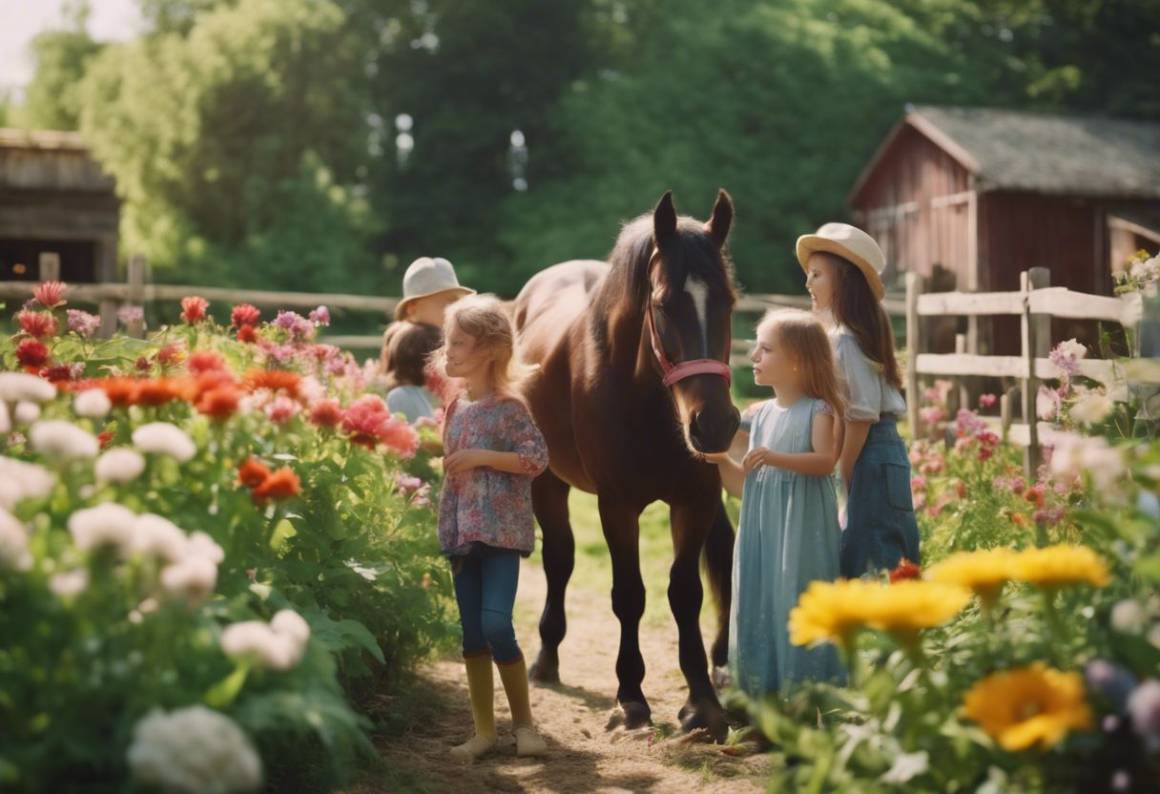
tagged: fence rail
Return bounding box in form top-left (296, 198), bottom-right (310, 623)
top-left (906, 266), bottom-right (1157, 474)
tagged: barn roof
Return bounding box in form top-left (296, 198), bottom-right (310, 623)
top-left (849, 105), bottom-right (1160, 203)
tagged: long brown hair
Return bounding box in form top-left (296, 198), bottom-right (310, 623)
top-left (439, 295), bottom-right (535, 402)
top-left (757, 309), bottom-right (845, 417)
top-left (822, 252), bottom-right (902, 388)
top-left (380, 321), bottom-right (443, 389)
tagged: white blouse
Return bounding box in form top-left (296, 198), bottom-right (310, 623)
top-left (830, 326), bottom-right (906, 423)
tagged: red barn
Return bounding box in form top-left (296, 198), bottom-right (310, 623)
top-left (848, 105), bottom-right (1160, 353)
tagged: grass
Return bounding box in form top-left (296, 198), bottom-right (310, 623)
top-left (523, 490), bottom-right (740, 630)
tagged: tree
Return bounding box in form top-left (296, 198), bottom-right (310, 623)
top-left (80, 0), bottom-right (379, 293)
top-left (21, 2), bottom-right (103, 131)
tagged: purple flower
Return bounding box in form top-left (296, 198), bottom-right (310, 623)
top-left (67, 309), bottom-right (101, 338)
top-left (1127, 679), bottom-right (1160, 751)
top-left (1049, 338), bottom-right (1086, 378)
top-left (954, 408), bottom-right (987, 438)
top-left (273, 310), bottom-right (315, 341)
top-left (259, 341), bottom-right (297, 365)
top-left (308, 305), bottom-right (330, 327)
top-left (1086, 660), bottom-right (1137, 711)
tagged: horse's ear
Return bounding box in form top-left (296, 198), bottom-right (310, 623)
top-left (653, 190), bottom-right (678, 249)
top-left (706, 188), bottom-right (733, 248)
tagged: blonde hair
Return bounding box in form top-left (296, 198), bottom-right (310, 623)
top-left (440, 295), bottom-right (534, 401)
top-left (756, 309), bottom-right (845, 417)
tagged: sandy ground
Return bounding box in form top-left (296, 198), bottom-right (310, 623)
top-left (358, 556), bottom-right (771, 794)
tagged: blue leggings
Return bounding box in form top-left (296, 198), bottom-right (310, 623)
top-left (452, 548), bottom-right (522, 663)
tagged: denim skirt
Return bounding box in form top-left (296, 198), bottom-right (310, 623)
top-left (840, 416), bottom-right (921, 578)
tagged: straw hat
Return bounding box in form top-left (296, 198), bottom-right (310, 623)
top-left (394, 257), bottom-right (475, 320)
top-left (795, 222), bottom-right (886, 301)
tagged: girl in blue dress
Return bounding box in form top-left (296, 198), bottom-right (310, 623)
top-left (706, 309), bottom-right (846, 696)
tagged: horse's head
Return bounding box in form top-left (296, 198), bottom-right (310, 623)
top-left (645, 189), bottom-right (740, 454)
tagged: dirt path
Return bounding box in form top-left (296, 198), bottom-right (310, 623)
top-left (363, 556), bottom-right (770, 793)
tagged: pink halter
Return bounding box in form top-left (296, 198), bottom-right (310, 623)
top-left (645, 250), bottom-right (733, 388)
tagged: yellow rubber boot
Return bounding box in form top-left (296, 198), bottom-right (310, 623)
top-left (497, 657), bottom-right (547, 757)
top-left (450, 653), bottom-right (497, 762)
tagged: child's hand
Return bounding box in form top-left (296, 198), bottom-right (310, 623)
top-left (742, 447), bottom-right (773, 473)
top-left (444, 448), bottom-right (493, 475)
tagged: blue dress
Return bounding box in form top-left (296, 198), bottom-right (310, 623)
top-left (730, 398), bottom-right (846, 696)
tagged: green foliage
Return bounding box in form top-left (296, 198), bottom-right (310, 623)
top-left (20, 27), bottom-right (103, 131)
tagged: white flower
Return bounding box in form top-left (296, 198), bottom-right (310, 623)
top-left (1111, 599), bottom-right (1147, 634)
top-left (68, 502), bottom-right (138, 554)
top-left (1070, 390), bottom-right (1115, 426)
top-left (160, 555), bottom-right (217, 603)
top-left (1055, 338), bottom-right (1087, 362)
top-left (0, 401), bottom-right (9, 434)
top-left (220, 609), bottom-right (310, 671)
top-left (0, 456), bottom-right (56, 509)
top-left (95, 447), bottom-right (146, 484)
top-left (13, 401), bottom-right (40, 425)
top-left (74, 388), bottom-right (112, 418)
top-left (0, 508), bottom-right (32, 571)
top-left (132, 514), bottom-right (189, 563)
top-left (50, 568), bottom-right (89, 598)
top-left (133, 422), bottom-right (197, 462)
top-left (1049, 433), bottom-right (1126, 492)
top-left (1036, 386), bottom-right (1060, 421)
top-left (186, 531), bottom-right (224, 564)
top-left (127, 706), bottom-right (262, 794)
top-left (0, 372), bottom-right (56, 403)
top-left (29, 420), bottom-right (100, 460)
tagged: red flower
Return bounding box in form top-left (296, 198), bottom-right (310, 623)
top-left (180, 296), bottom-right (209, 324)
top-left (237, 457), bottom-right (271, 489)
top-left (979, 393), bottom-right (998, 409)
top-left (340, 395), bottom-right (391, 448)
top-left (156, 343), bottom-right (185, 367)
top-left (135, 378), bottom-right (190, 406)
top-left (135, 356), bottom-right (152, 373)
top-left (17, 310), bottom-right (58, 338)
top-left (33, 281), bottom-right (67, 309)
top-left (237, 325), bottom-right (259, 344)
top-left (99, 377), bottom-right (141, 407)
top-left (188, 350), bottom-right (227, 375)
top-left (309, 399), bottom-right (343, 428)
top-left (97, 429), bottom-right (115, 449)
top-left (379, 414), bottom-right (420, 458)
top-left (16, 339), bottom-right (49, 369)
top-left (41, 364), bottom-right (79, 383)
top-left (243, 369), bottom-right (300, 397)
top-left (190, 370), bottom-right (236, 403)
top-left (251, 467), bottom-right (300, 503)
top-left (889, 558), bottom-right (922, 583)
top-left (1023, 484), bottom-right (1046, 508)
top-left (197, 386), bottom-right (241, 420)
top-left (230, 303), bottom-right (261, 328)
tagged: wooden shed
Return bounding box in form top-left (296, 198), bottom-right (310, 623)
top-left (0, 128), bottom-right (119, 286)
top-left (848, 105), bottom-right (1160, 354)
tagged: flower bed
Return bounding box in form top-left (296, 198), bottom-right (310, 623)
top-left (0, 284), bottom-right (453, 792)
top-left (746, 340), bottom-right (1160, 791)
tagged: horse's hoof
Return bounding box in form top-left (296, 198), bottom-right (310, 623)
top-left (529, 655), bottom-right (559, 685)
top-left (605, 700), bottom-right (652, 731)
top-left (679, 699), bottom-right (728, 743)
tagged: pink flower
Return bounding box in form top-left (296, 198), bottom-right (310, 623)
top-left (910, 475), bottom-right (926, 493)
top-left (308, 306), bottom-right (330, 326)
top-left (156, 343), bottom-right (184, 367)
top-left (230, 303), bottom-right (261, 328)
top-left (188, 351), bottom-right (227, 375)
top-left (264, 396), bottom-right (299, 425)
top-left (118, 306), bottom-right (145, 327)
top-left (339, 395), bottom-right (419, 456)
top-left (1034, 506), bottom-right (1066, 526)
top-left (273, 311), bottom-right (314, 341)
top-left (979, 393), bottom-right (997, 409)
top-left (919, 406), bottom-right (946, 430)
top-left (67, 309), bottom-right (101, 338)
top-left (180, 296), bottom-right (209, 324)
top-left (16, 310), bottom-right (58, 338)
top-left (1036, 386), bottom-right (1061, 421)
top-left (308, 399), bottom-right (343, 428)
top-left (954, 408), bottom-right (987, 438)
top-left (33, 281), bottom-right (67, 309)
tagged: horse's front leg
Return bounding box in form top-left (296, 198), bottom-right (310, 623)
top-left (669, 498), bottom-right (728, 741)
top-left (597, 495), bottom-right (650, 730)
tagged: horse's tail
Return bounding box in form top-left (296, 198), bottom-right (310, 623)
top-left (701, 497), bottom-right (734, 669)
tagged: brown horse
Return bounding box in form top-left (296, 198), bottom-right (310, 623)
top-left (512, 190), bottom-right (740, 739)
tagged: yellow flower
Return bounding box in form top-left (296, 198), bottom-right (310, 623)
top-left (926, 548), bottom-right (1019, 607)
top-left (788, 580), bottom-right (879, 648)
top-left (962, 663), bottom-right (1092, 751)
top-left (860, 580), bottom-right (971, 642)
top-left (1012, 545), bottom-right (1110, 589)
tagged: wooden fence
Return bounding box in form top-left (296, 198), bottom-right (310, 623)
top-left (905, 266), bottom-right (1160, 474)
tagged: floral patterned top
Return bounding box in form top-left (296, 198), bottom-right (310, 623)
top-left (438, 393), bottom-right (549, 557)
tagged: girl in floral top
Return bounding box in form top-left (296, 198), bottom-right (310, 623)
top-left (437, 295), bottom-right (550, 762)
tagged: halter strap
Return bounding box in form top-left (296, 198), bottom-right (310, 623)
top-left (645, 249), bottom-right (733, 388)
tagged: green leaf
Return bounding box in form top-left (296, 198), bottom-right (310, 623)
top-left (204, 664), bottom-right (249, 709)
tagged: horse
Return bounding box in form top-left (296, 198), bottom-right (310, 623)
top-left (512, 190), bottom-right (740, 739)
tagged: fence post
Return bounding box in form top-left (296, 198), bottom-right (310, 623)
top-left (126, 254), bottom-right (146, 339)
top-left (955, 333), bottom-right (969, 412)
top-left (1020, 267), bottom-right (1051, 476)
top-left (38, 252), bottom-right (61, 283)
top-left (905, 271), bottom-right (922, 436)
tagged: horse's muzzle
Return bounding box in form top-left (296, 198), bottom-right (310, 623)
top-left (689, 406), bottom-right (741, 454)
